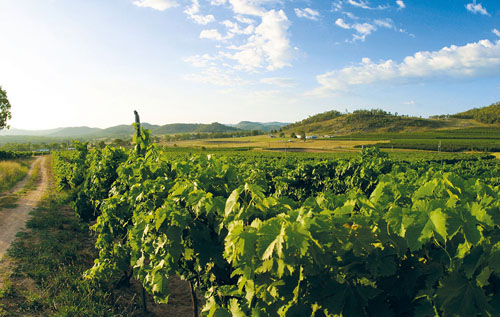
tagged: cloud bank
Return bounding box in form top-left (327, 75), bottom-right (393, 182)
top-left (314, 39), bottom-right (500, 92)
top-left (188, 0), bottom-right (293, 73)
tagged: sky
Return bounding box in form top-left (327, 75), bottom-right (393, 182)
top-left (0, 0), bottom-right (499, 130)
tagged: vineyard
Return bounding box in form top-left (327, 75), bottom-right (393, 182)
top-left (52, 125), bottom-right (500, 316)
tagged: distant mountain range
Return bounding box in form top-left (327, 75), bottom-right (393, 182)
top-left (3, 101), bottom-right (500, 142)
top-left (0, 121), bottom-right (290, 139)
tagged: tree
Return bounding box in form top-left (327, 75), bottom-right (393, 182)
top-left (0, 86), bottom-right (12, 130)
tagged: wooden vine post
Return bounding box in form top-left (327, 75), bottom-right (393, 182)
top-left (134, 110), bottom-right (142, 156)
top-left (189, 281), bottom-right (199, 317)
top-left (134, 110), bottom-right (148, 313)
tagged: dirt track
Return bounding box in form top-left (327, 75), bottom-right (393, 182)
top-left (0, 157), bottom-right (48, 259)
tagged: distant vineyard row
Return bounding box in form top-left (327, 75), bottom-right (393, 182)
top-left (366, 138), bottom-right (500, 152)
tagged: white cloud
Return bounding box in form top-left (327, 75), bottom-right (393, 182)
top-left (396, 0), bottom-right (405, 9)
top-left (222, 20), bottom-right (254, 35)
top-left (132, 0), bottom-right (178, 11)
top-left (403, 100), bottom-right (415, 105)
top-left (185, 0), bottom-right (216, 25)
top-left (374, 18), bottom-right (393, 29)
top-left (332, 1), bottom-right (343, 12)
top-left (335, 20), bottom-right (376, 42)
top-left (465, 2), bottom-right (489, 15)
top-left (348, 0), bottom-right (388, 10)
top-left (351, 23), bottom-right (376, 41)
top-left (344, 12), bottom-right (359, 20)
top-left (335, 17), bottom-right (394, 41)
top-left (493, 29), bottom-right (500, 37)
top-left (235, 15), bottom-right (255, 24)
top-left (260, 77), bottom-right (296, 87)
top-left (348, 0), bottom-right (370, 9)
top-left (313, 39), bottom-right (500, 92)
top-left (335, 18), bottom-right (351, 29)
top-left (228, 0), bottom-right (265, 16)
top-left (211, 0), bottom-right (226, 5)
top-left (294, 8), bottom-right (320, 21)
top-left (225, 0), bottom-right (283, 17)
top-left (228, 9), bottom-right (292, 71)
top-left (184, 1), bottom-right (293, 75)
top-left (200, 29), bottom-right (225, 40)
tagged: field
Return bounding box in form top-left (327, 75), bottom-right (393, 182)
top-left (162, 135), bottom-right (386, 152)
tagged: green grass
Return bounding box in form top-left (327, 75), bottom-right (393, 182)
top-left (0, 161), bottom-right (29, 193)
top-left (0, 160), bottom-right (42, 210)
top-left (0, 195), bottom-right (19, 209)
top-left (22, 159), bottom-right (41, 192)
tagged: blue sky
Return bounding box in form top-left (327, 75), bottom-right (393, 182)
top-left (0, 0), bottom-right (499, 129)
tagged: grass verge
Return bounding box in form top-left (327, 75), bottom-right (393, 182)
top-left (0, 159), bottom-right (41, 210)
top-left (0, 161), bottom-right (30, 193)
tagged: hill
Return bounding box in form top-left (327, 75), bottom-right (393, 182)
top-left (231, 121), bottom-right (289, 131)
top-left (0, 127), bottom-right (63, 136)
top-left (48, 126), bottom-right (103, 137)
top-left (282, 109), bottom-right (464, 135)
top-left (152, 122), bottom-right (239, 134)
top-left (450, 101), bottom-right (500, 124)
top-left (0, 122), bottom-right (240, 139)
top-left (281, 101), bottom-right (500, 137)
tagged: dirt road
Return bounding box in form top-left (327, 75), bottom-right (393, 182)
top-left (0, 156), bottom-right (48, 259)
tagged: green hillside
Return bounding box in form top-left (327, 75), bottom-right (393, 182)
top-left (451, 101), bottom-right (500, 124)
top-left (232, 121), bottom-right (289, 131)
top-left (282, 109), bottom-right (462, 135)
top-left (282, 101), bottom-right (500, 136)
top-left (152, 122), bottom-right (240, 134)
top-left (48, 126), bottom-right (102, 137)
